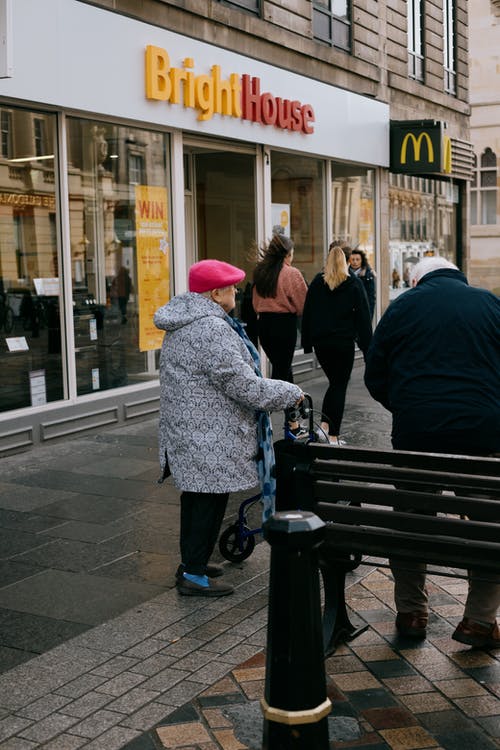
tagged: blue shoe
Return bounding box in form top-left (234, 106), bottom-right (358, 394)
top-left (175, 563), bottom-right (224, 581)
top-left (177, 577), bottom-right (234, 597)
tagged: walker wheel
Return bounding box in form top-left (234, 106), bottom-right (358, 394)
top-left (219, 523), bottom-right (256, 562)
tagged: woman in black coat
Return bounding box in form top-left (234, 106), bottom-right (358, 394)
top-left (301, 245), bottom-right (373, 444)
top-left (349, 247), bottom-right (376, 319)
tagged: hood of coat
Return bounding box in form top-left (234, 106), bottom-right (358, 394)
top-left (154, 291), bottom-right (227, 333)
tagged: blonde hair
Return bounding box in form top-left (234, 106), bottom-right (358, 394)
top-left (323, 245), bottom-right (349, 290)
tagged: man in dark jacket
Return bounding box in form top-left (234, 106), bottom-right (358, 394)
top-left (365, 256), bottom-right (500, 649)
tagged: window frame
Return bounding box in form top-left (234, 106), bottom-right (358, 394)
top-left (408, 0), bottom-right (424, 82)
top-left (470, 148), bottom-right (498, 226)
top-left (0, 109), bottom-right (12, 158)
top-left (443, 0), bottom-right (456, 95)
top-left (217, 0), bottom-right (261, 15)
top-left (312, 0), bottom-right (351, 53)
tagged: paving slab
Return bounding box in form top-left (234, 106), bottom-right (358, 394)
top-left (0, 367), bottom-right (497, 749)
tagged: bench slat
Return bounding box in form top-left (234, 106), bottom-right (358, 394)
top-left (314, 480), bottom-right (500, 519)
top-left (311, 460), bottom-right (500, 494)
top-left (322, 523), bottom-right (500, 572)
top-left (302, 444), bottom-right (500, 476)
top-left (316, 502), bottom-right (500, 543)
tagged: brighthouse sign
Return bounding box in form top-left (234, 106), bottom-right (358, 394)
top-left (390, 120), bottom-right (452, 175)
top-left (145, 45), bottom-right (315, 135)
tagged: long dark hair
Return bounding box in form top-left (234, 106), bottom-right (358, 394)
top-left (253, 234), bottom-right (294, 298)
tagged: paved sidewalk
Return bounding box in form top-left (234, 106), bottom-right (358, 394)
top-left (0, 366), bottom-right (498, 749)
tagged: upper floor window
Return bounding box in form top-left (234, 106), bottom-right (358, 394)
top-left (128, 153), bottom-right (145, 185)
top-left (0, 110), bottom-right (12, 158)
top-left (313, 0), bottom-right (351, 52)
top-left (443, 0), bottom-right (456, 94)
top-left (408, 0), bottom-right (424, 81)
top-left (34, 118), bottom-right (46, 157)
top-left (218, 0), bottom-right (260, 14)
top-left (470, 148), bottom-right (498, 225)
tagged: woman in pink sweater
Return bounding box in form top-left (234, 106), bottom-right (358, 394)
top-left (252, 234), bottom-right (308, 416)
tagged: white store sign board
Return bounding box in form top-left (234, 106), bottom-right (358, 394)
top-left (0, 0), bottom-right (390, 166)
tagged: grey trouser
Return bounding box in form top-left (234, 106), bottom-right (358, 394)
top-left (390, 560), bottom-right (500, 623)
top-left (390, 444), bottom-right (500, 624)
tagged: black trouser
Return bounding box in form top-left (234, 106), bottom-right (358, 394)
top-left (180, 491), bottom-right (229, 576)
top-left (257, 312), bottom-right (297, 382)
top-left (314, 342), bottom-right (355, 435)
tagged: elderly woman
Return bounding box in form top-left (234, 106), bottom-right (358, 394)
top-left (154, 259), bottom-right (303, 597)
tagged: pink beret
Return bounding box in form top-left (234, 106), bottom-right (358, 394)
top-left (188, 259), bottom-right (246, 293)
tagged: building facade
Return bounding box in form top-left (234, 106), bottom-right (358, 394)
top-left (468, 0), bottom-right (500, 294)
top-left (0, 0), bottom-right (471, 454)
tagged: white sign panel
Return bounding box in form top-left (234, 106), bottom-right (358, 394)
top-left (6, 336), bottom-right (28, 352)
top-left (271, 204), bottom-right (291, 237)
top-left (0, 0), bottom-right (389, 166)
top-left (33, 277), bottom-right (59, 296)
top-left (0, 0), bottom-right (13, 78)
top-left (29, 369), bottom-right (47, 406)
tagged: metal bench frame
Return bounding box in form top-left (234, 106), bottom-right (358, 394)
top-left (274, 440), bottom-right (500, 656)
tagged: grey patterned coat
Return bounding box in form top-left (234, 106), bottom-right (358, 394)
top-left (154, 293), bottom-right (302, 493)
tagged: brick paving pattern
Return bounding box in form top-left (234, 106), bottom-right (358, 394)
top-left (0, 368), bottom-right (498, 749)
top-left (147, 567), bottom-right (499, 750)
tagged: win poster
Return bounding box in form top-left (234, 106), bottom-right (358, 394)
top-left (135, 185), bottom-right (170, 352)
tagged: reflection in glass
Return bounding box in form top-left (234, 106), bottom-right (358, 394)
top-left (186, 148), bottom-right (257, 323)
top-left (271, 151), bottom-right (325, 285)
top-left (67, 119), bottom-right (170, 395)
top-left (389, 174), bottom-right (457, 300)
top-left (331, 164), bottom-right (376, 315)
top-left (0, 107), bottom-right (63, 413)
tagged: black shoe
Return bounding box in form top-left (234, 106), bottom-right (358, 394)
top-left (396, 611), bottom-right (428, 638)
top-left (176, 576), bottom-right (234, 597)
top-left (175, 563), bottom-right (224, 581)
top-left (452, 618), bottom-right (500, 649)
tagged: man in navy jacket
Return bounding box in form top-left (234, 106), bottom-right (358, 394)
top-left (365, 256), bottom-right (500, 649)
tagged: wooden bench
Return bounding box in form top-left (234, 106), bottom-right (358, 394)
top-left (273, 440), bottom-right (500, 656)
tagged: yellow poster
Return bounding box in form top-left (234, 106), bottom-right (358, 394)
top-left (359, 198), bottom-right (374, 248)
top-left (135, 185), bottom-right (170, 352)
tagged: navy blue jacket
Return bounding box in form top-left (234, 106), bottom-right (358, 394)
top-left (364, 269), bottom-right (500, 452)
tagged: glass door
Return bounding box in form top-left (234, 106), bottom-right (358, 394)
top-left (184, 144), bottom-right (257, 319)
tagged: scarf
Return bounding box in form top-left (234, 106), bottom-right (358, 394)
top-left (227, 315), bottom-right (276, 522)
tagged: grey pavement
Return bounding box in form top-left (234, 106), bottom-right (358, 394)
top-left (0, 364), bottom-right (394, 748)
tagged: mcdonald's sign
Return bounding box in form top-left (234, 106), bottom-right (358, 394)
top-left (390, 120), bottom-right (452, 175)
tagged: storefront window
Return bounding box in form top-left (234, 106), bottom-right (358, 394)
top-left (66, 119), bottom-right (170, 395)
top-left (389, 174), bottom-right (457, 300)
top-left (0, 108), bottom-right (63, 413)
top-left (270, 151), bottom-right (325, 285)
top-left (331, 164), bottom-right (376, 314)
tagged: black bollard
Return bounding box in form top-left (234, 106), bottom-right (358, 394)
top-left (262, 511), bottom-right (330, 750)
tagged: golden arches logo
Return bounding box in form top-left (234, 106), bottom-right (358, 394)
top-left (400, 132), bottom-right (434, 164)
top-left (443, 135), bottom-right (452, 174)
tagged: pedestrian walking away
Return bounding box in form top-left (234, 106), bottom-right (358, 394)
top-left (154, 259), bottom-right (303, 597)
top-left (364, 255), bottom-right (500, 649)
top-left (301, 244), bottom-right (372, 445)
top-left (252, 233), bottom-right (308, 436)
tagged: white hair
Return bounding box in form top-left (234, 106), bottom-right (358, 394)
top-left (410, 256), bottom-right (458, 286)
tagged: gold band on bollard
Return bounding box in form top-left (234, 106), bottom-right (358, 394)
top-left (260, 697), bottom-right (332, 725)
